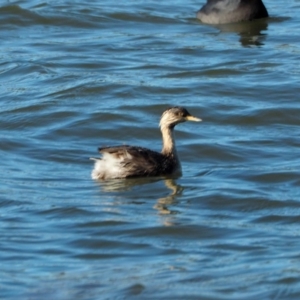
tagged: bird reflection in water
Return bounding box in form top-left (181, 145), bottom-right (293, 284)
top-left (94, 177), bottom-right (182, 222)
top-left (96, 177), bottom-right (162, 193)
top-left (216, 18), bottom-right (269, 47)
top-left (153, 179), bottom-right (183, 216)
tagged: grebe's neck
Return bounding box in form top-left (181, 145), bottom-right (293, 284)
top-left (161, 125), bottom-right (178, 156)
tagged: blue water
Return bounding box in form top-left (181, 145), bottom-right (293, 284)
top-left (1, 1), bottom-right (300, 299)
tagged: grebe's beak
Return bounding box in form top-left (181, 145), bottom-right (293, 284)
top-left (185, 115), bottom-right (202, 122)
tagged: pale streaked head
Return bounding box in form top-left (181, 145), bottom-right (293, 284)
top-left (159, 106), bottom-right (202, 128)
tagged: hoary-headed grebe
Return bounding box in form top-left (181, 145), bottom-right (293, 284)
top-left (91, 107), bottom-right (201, 180)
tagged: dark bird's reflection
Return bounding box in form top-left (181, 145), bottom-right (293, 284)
top-left (96, 177), bottom-right (183, 218)
top-left (98, 177), bottom-right (164, 192)
top-left (217, 19), bottom-right (269, 47)
top-left (153, 179), bottom-right (183, 215)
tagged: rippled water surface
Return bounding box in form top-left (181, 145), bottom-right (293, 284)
top-left (1, 0), bottom-right (300, 299)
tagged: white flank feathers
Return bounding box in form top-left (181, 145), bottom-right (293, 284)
top-left (90, 151), bottom-right (132, 180)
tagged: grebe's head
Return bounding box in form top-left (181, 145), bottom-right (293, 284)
top-left (159, 107), bottom-right (201, 129)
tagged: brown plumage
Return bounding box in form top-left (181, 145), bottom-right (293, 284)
top-left (91, 107), bottom-right (201, 180)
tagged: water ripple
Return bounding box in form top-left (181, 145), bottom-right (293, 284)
top-left (1, 0), bottom-right (300, 299)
